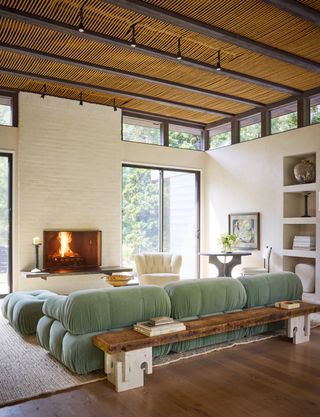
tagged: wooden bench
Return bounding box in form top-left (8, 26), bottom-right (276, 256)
top-left (93, 302), bottom-right (320, 392)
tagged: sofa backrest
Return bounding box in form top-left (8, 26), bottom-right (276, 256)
top-left (135, 253), bottom-right (182, 275)
top-left (237, 272), bottom-right (303, 308)
top-left (164, 278), bottom-right (247, 320)
top-left (43, 285), bottom-right (171, 335)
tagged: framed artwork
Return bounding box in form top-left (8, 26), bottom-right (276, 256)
top-left (228, 212), bottom-right (260, 250)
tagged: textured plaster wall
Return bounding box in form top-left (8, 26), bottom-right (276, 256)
top-left (203, 123), bottom-right (320, 287)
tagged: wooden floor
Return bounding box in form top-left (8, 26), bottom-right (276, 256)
top-left (1, 328), bottom-right (320, 417)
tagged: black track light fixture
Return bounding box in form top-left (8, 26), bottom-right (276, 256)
top-left (78, 1), bottom-right (87, 33)
top-left (216, 49), bottom-right (222, 71)
top-left (130, 24), bottom-right (137, 48)
top-left (79, 92), bottom-right (83, 105)
top-left (113, 98), bottom-right (117, 111)
top-left (40, 84), bottom-right (47, 99)
top-left (176, 38), bottom-right (182, 61)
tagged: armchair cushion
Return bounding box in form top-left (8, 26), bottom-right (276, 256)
top-left (139, 273), bottom-right (180, 286)
top-left (135, 253), bottom-right (182, 286)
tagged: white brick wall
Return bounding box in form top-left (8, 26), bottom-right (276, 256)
top-left (17, 93), bottom-right (122, 292)
top-left (0, 92), bottom-right (205, 293)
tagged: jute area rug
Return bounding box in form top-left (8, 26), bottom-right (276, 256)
top-left (1, 307), bottom-right (319, 408)
top-left (0, 309), bottom-right (106, 407)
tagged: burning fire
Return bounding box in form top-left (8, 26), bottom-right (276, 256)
top-left (57, 232), bottom-right (79, 258)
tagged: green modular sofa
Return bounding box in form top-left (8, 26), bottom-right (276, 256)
top-left (36, 272), bottom-right (303, 374)
top-left (1, 290), bottom-right (57, 335)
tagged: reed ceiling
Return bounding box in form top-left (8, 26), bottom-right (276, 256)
top-left (0, 0), bottom-right (319, 125)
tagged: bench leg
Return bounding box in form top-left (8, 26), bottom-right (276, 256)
top-left (104, 347), bottom-right (153, 392)
top-left (286, 314), bottom-right (310, 344)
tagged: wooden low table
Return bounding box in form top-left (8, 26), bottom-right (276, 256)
top-left (93, 302), bottom-right (320, 392)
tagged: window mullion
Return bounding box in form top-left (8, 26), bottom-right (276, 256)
top-left (159, 169), bottom-right (164, 252)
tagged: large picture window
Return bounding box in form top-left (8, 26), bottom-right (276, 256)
top-left (0, 153), bottom-right (12, 296)
top-left (122, 165), bottom-right (200, 279)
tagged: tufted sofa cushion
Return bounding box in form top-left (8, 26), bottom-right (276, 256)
top-left (42, 286), bottom-right (171, 335)
top-left (164, 277), bottom-right (247, 353)
top-left (1, 290), bottom-right (56, 335)
top-left (238, 272), bottom-right (303, 308)
top-left (164, 277), bottom-right (247, 320)
top-left (37, 285), bottom-right (172, 373)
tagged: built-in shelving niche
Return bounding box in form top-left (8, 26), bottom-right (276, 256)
top-left (283, 152), bottom-right (316, 186)
top-left (283, 224), bottom-right (316, 251)
top-left (283, 191), bottom-right (316, 218)
top-left (282, 151), bottom-right (318, 300)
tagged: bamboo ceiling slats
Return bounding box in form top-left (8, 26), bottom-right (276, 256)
top-left (143, 0), bottom-right (320, 62)
top-left (0, 16), bottom-right (293, 103)
top-left (0, 15), bottom-right (311, 96)
top-left (0, 73), bottom-right (216, 124)
top-left (301, 0), bottom-right (320, 12)
top-left (0, 2), bottom-right (319, 88)
top-left (0, 0), bottom-right (319, 125)
top-left (0, 50), bottom-right (252, 114)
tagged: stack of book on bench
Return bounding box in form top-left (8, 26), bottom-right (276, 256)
top-left (275, 300), bottom-right (300, 309)
top-left (134, 316), bottom-right (186, 337)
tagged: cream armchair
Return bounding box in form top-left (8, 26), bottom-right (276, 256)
top-left (135, 252), bottom-right (182, 287)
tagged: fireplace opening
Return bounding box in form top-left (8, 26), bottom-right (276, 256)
top-left (43, 230), bottom-right (101, 272)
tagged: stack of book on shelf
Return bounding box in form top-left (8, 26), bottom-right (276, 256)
top-left (292, 235), bottom-right (316, 251)
top-left (134, 316), bottom-right (186, 337)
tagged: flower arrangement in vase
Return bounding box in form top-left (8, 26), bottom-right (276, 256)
top-left (218, 233), bottom-right (239, 253)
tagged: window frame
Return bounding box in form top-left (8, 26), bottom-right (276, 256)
top-left (239, 113), bottom-right (262, 142)
top-left (121, 90), bottom-right (320, 152)
top-left (0, 152), bottom-right (13, 297)
top-left (270, 102), bottom-right (298, 135)
top-left (310, 93), bottom-right (320, 125)
top-left (168, 123), bottom-right (204, 151)
top-left (208, 122), bottom-right (232, 150)
top-left (122, 111), bottom-right (205, 151)
top-left (121, 163), bottom-right (201, 276)
top-left (0, 91), bottom-right (18, 127)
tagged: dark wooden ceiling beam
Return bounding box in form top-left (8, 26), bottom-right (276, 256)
top-left (0, 6), bottom-right (301, 95)
top-left (262, 0), bottom-right (320, 26)
top-left (103, 0), bottom-right (320, 73)
top-left (122, 110), bottom-right (206, 128)
top-left (0, 67), bottom-right (233, 116)
top-left (0, 42), bottom-right (264, 108)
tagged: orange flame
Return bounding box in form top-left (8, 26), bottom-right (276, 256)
top-left (58, 232), bottom-right (78, 257)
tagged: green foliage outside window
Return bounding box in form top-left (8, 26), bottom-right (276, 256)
top-left (169, 130), bottom-right (202, 150)
top-left (271, 111), bottom-right (297, 134)
top-left (209, 131), bottom-right (231, 149)
top-left (240, 122), bottom-right (261, 142)
top-left (311, 104), bottom-right (320, 124)
top-left (0, 158), bottom-right (9, 246)
top-left (123, 123), bottom-right (161, 144)
top-left (122, 167), bottom-right (160, 266)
